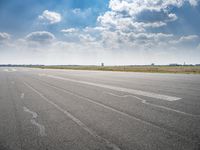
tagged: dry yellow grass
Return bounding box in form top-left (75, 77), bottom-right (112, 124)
top-left (34, 65), bottom-right (200, 74)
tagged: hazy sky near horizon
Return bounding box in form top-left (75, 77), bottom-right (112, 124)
top-left (0, 0), bottom-right (200, 65)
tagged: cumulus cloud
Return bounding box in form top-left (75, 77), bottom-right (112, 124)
top-left (61, 28), bottom-right (81, 42)
top-left (98, 0), bottom-right (196, 32)
top-left (89, 0), bottom-right (200, 53)
top-left (98, 30), bottom-right (174, 50)
top-left (61, 28), bottom-right (79, 34)
top-left (0, 32), bottom-right (10, 41)
top-left (109, 0), bottom-right (196, 15)
top-left (39, 10), bottom-right (61, 24)
top-left (26, 31), bottom-right (55, 43)
top-left (71, 8), bottom-right (94, 18)
top-left (57, 0), bottom-right (199, 54)
top-left (189, 0), bottom-right (199, 6)
top-left (178, 35), bottom-right (199, 42)
top-left (1, 0), bottom-right (199, 65)
top-left (79, 34), bottom-right (96, 42)
top-left (61, 28), bottom-right (98, 43)
top-left (169, 35), bottom-right (199, 48)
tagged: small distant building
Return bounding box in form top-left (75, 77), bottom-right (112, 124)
top-left (101, 63), bottom-right (104, 67)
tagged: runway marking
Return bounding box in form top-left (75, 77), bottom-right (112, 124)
top-left (23, 81), bottom-right (121, 150)
top-left (11, 68), bottom-right (17, 72)
top-left (3, 68), bottom-right (17, 72)
top-left (21, 93), bottom-right (25, 99)
top-left (105, 92), bottom-right (199, 118)
top-left (35, 79), bottom-right (192, 142)
top-left (3, 69), bottom-right (9, 72)
top-left (23, 106), bottom-right (46, 136)
top-left (39, 74), bottom-right (181, 101)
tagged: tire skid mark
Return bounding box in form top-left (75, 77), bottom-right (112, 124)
top-left (23, 81), bottom-right (121, 150)
top-left (23, 106), bottom-right (46, 137)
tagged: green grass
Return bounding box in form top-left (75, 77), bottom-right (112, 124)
top-left (31, 65), bottom-right (200, 74)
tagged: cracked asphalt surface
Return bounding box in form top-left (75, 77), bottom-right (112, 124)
top-left (0, 67), bottom-right (200, 150)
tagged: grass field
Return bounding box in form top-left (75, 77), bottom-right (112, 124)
top-left (32, 65), bottom-right (200, 74)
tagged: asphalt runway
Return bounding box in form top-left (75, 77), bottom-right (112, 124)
top-left (0, 67), bottom-right (200, 150)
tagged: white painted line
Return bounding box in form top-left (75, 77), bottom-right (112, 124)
top-left (11, 68), bottom-right (17, 72)
top-left (23, 82), bottom-right (121, 150)
top-left (4, 69), bottom-right (9, 72)
top-left (37, 80), bottom-right (191, 142)
top-left (21, 93), bottom-right (25, 99)
top-left (41, 74), bottom-right (181, 101)
top-left (3, 68), bottom-right (17, 72)
top-left (23, 106), bottom-right (46, 136)
top-left (105, 92), bottom-right (199, 118)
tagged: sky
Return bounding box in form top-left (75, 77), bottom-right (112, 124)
top-left (0, 0), bottom-right (200, 65)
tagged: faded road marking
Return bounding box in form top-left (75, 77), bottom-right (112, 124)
top-left (3, 68), bottom-right (17, 72)
top-left (39, 74), bottom-right (181, 101)
top-left (37, 79), bottom-right (193, 143)
top-left (11, 68), bottom-right (17, 72)
top-left (4, 69), bottom-right (9, 72)
top-left (105, 92), bottom-right (199, 118)
top-left (23, 82), bottom-right (121, 150)
top-left (23, 106), bottom-right (46, 136)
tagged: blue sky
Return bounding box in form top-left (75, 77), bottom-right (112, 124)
top-left (0, 0), bottom-right (109, 36)
top-left (0, 0), bottom-right (200, 65)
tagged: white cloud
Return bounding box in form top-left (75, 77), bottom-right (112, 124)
top-left (91, 0), bottom-right (200, 54)
top-left (98, 30), bottom-right (174, 50)
top-left (2, 0), bottom-right (199, 65)
top-left (26, 31), bottom-right (55, 44)
top-left (57, 0), bottom-right (200, 53)
top-left (0, 32), bottom-right (10, 41)
top-left (1, 32), bottom-right (200, 65)
top-left (58, 0), bottom-right (199, 56)
top-left (39, 10), bottom-right (61, 24)
top-left (79, 34), bottom-right (96, 42)
top-left (83, 27), bottom-right (106, 33)
top-left (109, 0), bottom-right (195, 15)
top-left (98, 0), bottom-right (196, 32)
top-left (61, 28), bottom-right (79, 33)
top-left (189, 0), bottom-right (199, 6)
top-left (98, 10), bottom-right (168, 32)
top-left (168, 13), bottom-right (178, 22)
top-left (179, 35), bottom-right (199, 41)
top-left (61, 28), bottom-right (98, 43)
top-left (72, 8), bottom-right (81, 14)
top-left (71, 8), bottom-right (93, 18)
top-left (170, 35), bottom-right (198, 43)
